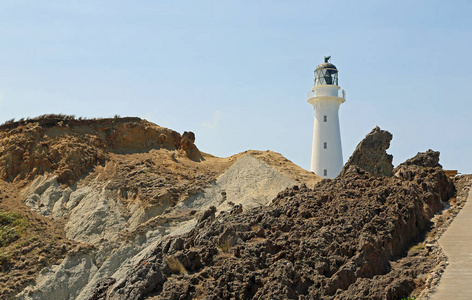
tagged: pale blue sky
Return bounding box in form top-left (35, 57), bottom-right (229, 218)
top-left (0, 0), bottom-right (471, 173)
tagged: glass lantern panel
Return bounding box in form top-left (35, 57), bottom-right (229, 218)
top-left (324, 70), bottom-right (333, 85)
top-left (315, 69), bottom-right (338, 86)
top-left (315, 69), bottom-right (338, 85)
top-left (315, 70), bottom-right (324, 85)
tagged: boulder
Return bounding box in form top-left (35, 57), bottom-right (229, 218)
top-left (179, 131), bottom-right (204, 162)
top-left (180, 131), bottom-right (196, 150)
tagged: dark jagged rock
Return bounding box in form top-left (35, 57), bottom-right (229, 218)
top-left (90, 162), bottom-right (454, 300)
top-left (340, 126), bottom-right (393, 177)
top-left (395, 166), bottom-right (455, 215)
top-left (396, 149), bottom-right (442, 169)
top-left (394, 150), bottom-right (454, 213)
top-left (88, 277), bottom-right (116, 300)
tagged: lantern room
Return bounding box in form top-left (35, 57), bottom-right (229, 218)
top-left (314, 56), bottom-right (338, 86)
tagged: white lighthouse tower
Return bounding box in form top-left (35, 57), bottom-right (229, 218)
top-left (308, 56), bottom-right (345, 178)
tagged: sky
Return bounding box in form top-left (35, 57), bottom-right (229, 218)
top-left (0, 0), bottom-right (471, 173)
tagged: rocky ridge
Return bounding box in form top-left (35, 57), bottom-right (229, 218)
top-left (0, 115), bottom-right (201, 186)
top-left (90, 151), bottom-right (455, 299)
top-left (340, 126), bottom-right (393, 177)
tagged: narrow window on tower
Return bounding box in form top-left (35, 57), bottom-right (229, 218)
top-left (324, 169), bottom-right (328, 176)
top-left (323, 115), bottom-right (327, 122)
top-left (323, 142), bottom-right (327, 149)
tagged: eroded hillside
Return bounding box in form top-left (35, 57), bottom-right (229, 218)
top-left (0, 115), bottom-right (321, 299)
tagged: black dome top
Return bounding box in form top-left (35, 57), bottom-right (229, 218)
top-left (314, 57), bottom-right (339, 86)
top-left (315, 62), bottom-right (337, 71)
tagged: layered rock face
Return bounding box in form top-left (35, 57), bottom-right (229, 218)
top-left (0, 116), bottom-right (201, 185)
top-left (340, 126), bottom-right (393, 177)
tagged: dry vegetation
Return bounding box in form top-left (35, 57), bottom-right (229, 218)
top-left (0, 114), bottom-right (125, 129)
top-left (0, 181), bottom-right (80, 299)
top-left (166, 256), bottom-right (187, 275)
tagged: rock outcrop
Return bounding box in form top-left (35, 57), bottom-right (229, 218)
top-left (89, 164), bottom-right (454, 300)
top-left (179, 131), bottom-right (203, 161)
top-left (393, 150), bottom-right (454, 214)
top-left (395, 149), bottom-right (442, 169)
top-left (340, 126), bottom-right (393, 177)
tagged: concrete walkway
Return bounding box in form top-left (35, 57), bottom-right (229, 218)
top-left (431, 188), bottom-right (472, 299)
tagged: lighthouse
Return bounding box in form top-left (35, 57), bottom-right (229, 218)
top-left (308, 56), bottom-right (345, 178)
